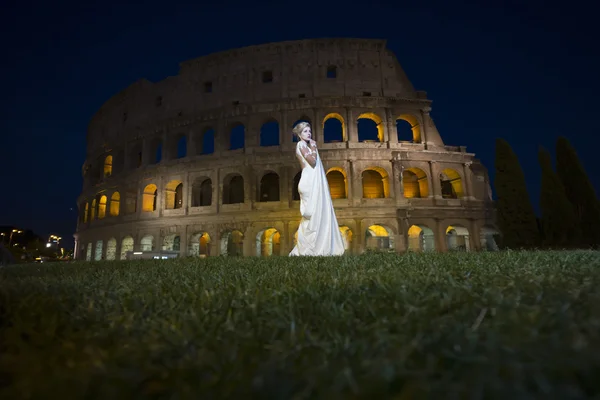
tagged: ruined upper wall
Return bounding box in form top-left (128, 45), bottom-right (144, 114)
top-left (86, 38), bottom-right (421, 149)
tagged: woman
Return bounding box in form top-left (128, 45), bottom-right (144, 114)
top-left (289, 122), bottom-right (345, 256)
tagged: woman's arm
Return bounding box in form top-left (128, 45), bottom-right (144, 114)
top-left (299, 143), bottom-right (317, 168)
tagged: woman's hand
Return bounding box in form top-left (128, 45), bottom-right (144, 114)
top-left (309, 139), bottom-right (317, 150)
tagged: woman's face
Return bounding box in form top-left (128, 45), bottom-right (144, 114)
top-left (300, 125), bottom-right (312, 141)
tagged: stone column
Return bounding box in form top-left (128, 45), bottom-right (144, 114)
top-left (434, 219), bottom-right (448, 252)
top-left (314, 108), bottom-right (325, 147)
top-left (353, 218), bottom-right (364, 254)
top-left (349, 159), bottom-right (362, 206)
top-left (391, 160), bottom-right (403, 202)
top-left (429, 161), bottom-right (442, 199)
top-left (420, 107), bottom-right (431, 146)
top-left (386, 108), bottom-right (398, 144)
top-left (469, 219), bottom-right (481, 252)
top-left (346, 108), bottom-right (358, 143)
top-left (462, 161), bottom-right (474, 200)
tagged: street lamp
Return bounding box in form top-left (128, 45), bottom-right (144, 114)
top-left (9, 229), bottom-right (22, 247)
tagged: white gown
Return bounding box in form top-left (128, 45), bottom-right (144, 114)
top-left (289, 141), bottom-right (345, 256)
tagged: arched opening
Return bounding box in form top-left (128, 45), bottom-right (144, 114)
top-left (323, 113), bottom-right (345, 143)
top-left (165, 180), bottom-right (183, 209)
top-left (407, 225), bottom-right (435, 252)
top-left (176, 135), bottom-right (187, 158)
top-left (440, 169), bottom-right (464, 199)
top-left (362, 167), bottom-right (390, 198)
top-left (94, 240), bottom-right (103, 261)
top-left (260, 119), bottom-right (280, 147)
top-left (162, 234), bottom-right (181, 252)
top-left (339, 226), bottom-right (353, 252)
top-left (90, 199), bottom-right (97, 220)
top-left (292, 172), bottom-right (301, 201)
top-left (98, 195), bottom-right (107, 219)
top-left (140, 235), bottom-right (154, 251)
top-left (259, 172), bottom-right (280, 202)
top-left (396, 115), bottom-right (421, 143)
top-left (191, 177), bottom-right (212, 207)
top-left (142, 184), bottom-right (158, 212)
top-left (120, 236), bottom-right (134, 260)
top-left (223, 174), bottom-right (244, 204)
top-left (103, 155), bottom-right (113, 177)
top-left (326, 168), bottom-right (347, 199)
top-left (230, 123), bottom-right (245, 150)
top-left (480, 226), bottom-right (500, 251)
top-left (220, 230), bottom-right (244, 256)
top-left (365, 225), bottom-right (394, 251)
top-left (402, 167), bottom-right (429, 198)
top-left (256, 228), bottom-right (281, 256)
top-left (197, 127), bottom-right (215, 155)
top-left (128, 143), bottom-right (143, 169)
top-left (357, 113), bottom-right (383, 142)
top-left (83, 202), bottom-right (89, 223)
top-left (188, 232), bottom-right (211, 257)
top-left (446, 225), bottom-right (470, 251)
top-left (86, 243), bottom-right (92, 261)
top-left (106, 238), bottom-right (117, 260)
top-left (292, 118), bottom-right (311, 143)
top-left (110, 192), bottom-right (120, 216)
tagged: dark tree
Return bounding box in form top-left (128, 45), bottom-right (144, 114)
top-left (538, 146), bottom-right (579, 248)
top-left (493, 138), bottom-right (540, 249)
top-left (556, 136), bottom-right (600, 247)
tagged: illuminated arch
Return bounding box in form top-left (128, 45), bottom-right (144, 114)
top-left (339, 225), bottom-right (353, 251)
top-left (142, 184), bottom-right (158, 212)
top-left (446, 225), bottom-right (471, 251)
top-left (165, 180), bottom-right (183, 209)
top-left (440, 168), bottom-right (464, 199)
top-left (357, 112), bottom-right (384, 142)
top-left (326, 167), bottom-right (348, 199)
top-left (188, 232), bottom-right (211, 257)
top-left (90, 199), bottom-right (97, 220)
top-left (220, 230), bottom-right (244, 256)
top-left (140, 235), bottom-right (154, 251)
top-left (256, 228), bottom-right (281, 256)
top-left (362, 167), bottom-right (390, 198)
top-left (365, 224), bottom-right (394, 251)
top-left (103, 155), bottom-right (113, 177)
top-left (396, 114), bottom-right (422, 143)
top-left (94, 240), bottom-right (103, 261)
top-left (120, 236), bottom-right (134, 260)
top-left (407, 225), bottom-right (435, 252)
top-left (402, 167), bottom-right (429, 198)
top-left (323, 113), bottom-right (346, 142)
top-left (162, 234), bottom-right (181, 252)
top-left (106, 238), bottom-right (117, 260)
top-left (110, 192), bottom-right (120, 216)
top-left (83, 202), bottom-right (89, 223)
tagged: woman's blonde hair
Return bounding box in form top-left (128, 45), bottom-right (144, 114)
top-left (292, 121), bottom-right (311, 139)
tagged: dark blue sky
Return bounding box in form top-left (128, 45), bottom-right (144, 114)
top-left (1, 0), bottom-right (598, 247)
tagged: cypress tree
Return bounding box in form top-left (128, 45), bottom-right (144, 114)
top-left (556, 136), bottom-right (600, 247)
top-left (493, 138), bottom-right (540, 249)
top-left (538, 146), bottom-right (579, 248)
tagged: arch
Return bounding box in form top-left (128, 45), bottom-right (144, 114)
top-left (480, 226), bottom-right (500, 251)
top-left (128, 143), bottom-right (143, 169)
top-left (407, 225), bottom-right (435, 252)
top-left (220, 230), bottom-right (244, 257)
top-left (165, 180), bottom-right (183, 209)
top-left (396, 114), bottom-right (422, 143)
top-left (402, 167), bottom-right (429, 198)
top-left (440, 168), bottom-right (464, 199)
top-left (188, 232), bottom-right (211, 257)
top-left (357, 112), bottom-right (383, 142)
top-left (339, 225), bottom-right (353, 252)
top-left (98, 195), bottom-right (107, 219)
top-left (86, 243), bottom-right (92, 261)
top-left (94, 240), bottom-right (103, 261)
top-left (259, 172), bottom-right (280, 202)
top-left (197, 127), bottom-right (215, 155)
top-left (162, 234), bottom-right (181, 252)
top-left (176, 135), bottom-right (187, 159)
top-left (230, 123), bottom-right (245, 150)
top-left (292, 118), bottom-right (311, 143)
top-left (140, 235), bottom-right (154, 251)
top-left (90, 199), bottom-right (97, 220)
top-left (103, 155), bottom-right (113, 177)
top-left (326, 168), bottom-right (347, 199)
top-left (292, 172), bottom-right (302, 201)
top-left (191, 177), bottom-right (212, 207)
top-left (142, 184), bottom-right (158, 212)
top-left (362, 167), bottom-right (390, 198)
top-left (110, 192), bottom-right (120, 216)
top-left (446, 225), bottom-right (471, 251)
top-left (223, 174), bottom-right (244, 204)
top-left (106, 238), bottom-right (117, 260)
top-left (120, 236), bottom-right (134, 260)
top-left (256, 228), bottom-right (281, 256)
top-left (365, 225), bottom-right (394, 251)
top-left (260, 119), bottom-right (280, 147)
top-left (323, 113), bottom-right (345, 143)
top-left (83, 202), bottom-right (89, 223)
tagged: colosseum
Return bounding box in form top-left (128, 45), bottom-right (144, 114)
top-left (74, 38), bottom-right (498, 261)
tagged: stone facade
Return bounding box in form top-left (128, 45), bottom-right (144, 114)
top-left (74, 38), bottom-right (498, 261)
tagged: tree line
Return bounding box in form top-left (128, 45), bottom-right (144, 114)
top-left (494, 137), bottom-right (600, 249)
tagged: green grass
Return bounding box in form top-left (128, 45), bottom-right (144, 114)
top-left (1, 251), bottom-right (600, 399)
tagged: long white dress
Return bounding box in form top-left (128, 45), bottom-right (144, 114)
top-left (289, 141), bottom-right (345, 256)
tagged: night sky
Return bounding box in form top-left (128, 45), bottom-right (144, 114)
top-left (2, 0), bottom-right (598, 248)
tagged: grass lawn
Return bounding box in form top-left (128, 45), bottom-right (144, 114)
top-left (1, 251), bottom-right (600, 399)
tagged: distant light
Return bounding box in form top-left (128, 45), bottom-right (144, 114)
top-left (46, 243), bottom-right (51, 248)
top-left (133, 252), bottom-right (143, 255)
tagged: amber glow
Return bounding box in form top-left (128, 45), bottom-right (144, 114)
top-left (110, 192), bottom-right (120, 216)
top-left (165, 180), bottom-right (183, 209)
top-left (326, 167), bottom-right (347, 199)
top-left (396, 114), bottom-right (421, 143)
top-left (142, 184), bottom-right (158, 212)
top-left (362, 167), bottom-right (390, 198)
top-left (98, 195), bottom-right (107, 219)
top-left (402, 167), bottom-right (429, 198)
top-left (103, 155), bottom-right (113, 177)
top-left (90, 199), bottom-right (97, 220)
top-left (83, 202), bottom-right (89, 223)
top-left (441, 168), bottom-right (463, 198)
top-left (259, 228), bottom-right (281, 256)
top-left (339, 226), bottom-right (353, 250)
top-left (357, 112), bottom-right (384, 142)
top-left (322, 113), bottom-right (347, 141)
